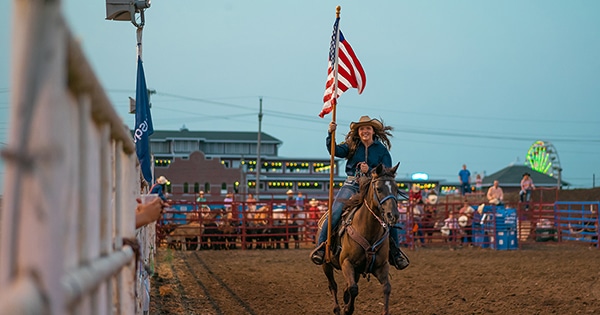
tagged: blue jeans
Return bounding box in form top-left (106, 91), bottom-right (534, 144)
top-left (461, 183), bottom-right (471, 195)
top-left (520, 190), bottom-right (532, 202)
top-left (317, 179), bottom-right (399, 247)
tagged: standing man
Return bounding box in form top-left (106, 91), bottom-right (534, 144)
top-left (458, 164), bottom-right (471, 195)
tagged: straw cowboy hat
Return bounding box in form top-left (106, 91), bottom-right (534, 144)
top-left (349, 115), bottom-right (383, 132)
top-left (156, 176), bottom-right (168, 185)
top-left (286, 189), bottom-right (294, 195)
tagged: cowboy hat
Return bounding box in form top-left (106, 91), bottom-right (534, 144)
top-left (156, 176), bottom-right (168, 185)
top-left (349, 115), bottom-right (383, 132)
top-left (286, 189), bottom-right (294, 194)
top-left (458, 215), bottom-right (469, 227)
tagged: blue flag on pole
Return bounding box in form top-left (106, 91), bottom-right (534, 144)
top-left (133, 55), bottom-right (154, 183)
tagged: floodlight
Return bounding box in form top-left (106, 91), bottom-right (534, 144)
top-left (106, 0), bottom-right (151, 28)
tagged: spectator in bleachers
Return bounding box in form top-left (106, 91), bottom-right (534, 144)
top-left (295, 192), bottom-right (306, 211)
top-left (246, 193), bottom-right (257, 212)
top-left (409, 184), bottom-right (423, 204)
top-left (196, 190), bottom-right (210, 214)
top-left (486, 180), bottom-right (504, 206)
top-left (459, 201), bottom-right (475, 247)
top-left (443, 212), bottom-right (460, 250)
top-left (475, 174), bottom-right (483, 192)
top-left (223, 192), bottom-right (234, 212)
top-left (150, 176), bottom-right (169, 202)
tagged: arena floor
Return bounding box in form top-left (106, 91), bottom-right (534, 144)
top-left (149, 243), bottom-right (600, 315)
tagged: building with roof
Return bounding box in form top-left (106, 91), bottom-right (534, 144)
top-left (147, 127), bottom-right (574, 200)
top-left (481, 164), bottom-right (567, 193)
top-left (148, 127), bottom-right (346, 200)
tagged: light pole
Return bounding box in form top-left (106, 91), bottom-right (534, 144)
top-left (255, 97), bottom-right (263, 199)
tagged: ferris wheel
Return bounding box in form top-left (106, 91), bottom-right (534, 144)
top-left (525, 140), bottom-right (562, 177)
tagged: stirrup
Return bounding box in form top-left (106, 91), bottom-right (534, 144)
top-left (389, 245), bottom-right (410, 270)
top-left (393, 254), bottom-right (410, 270)
top-left (310, 243), bottom-right (326, 265)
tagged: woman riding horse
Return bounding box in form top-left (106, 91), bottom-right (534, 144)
top-left (321, 164), bottom-right (402, 315)
top-left (310, 115), bottom-right (409, 270)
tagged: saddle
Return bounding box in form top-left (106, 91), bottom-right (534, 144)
top-left (317, 205), bottom-right (388, 273)
top-left (316, 206), bottom-right (358, 258)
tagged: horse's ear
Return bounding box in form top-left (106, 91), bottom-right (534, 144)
top-left (374, 164), bottom-right (384, 177)
top-left (390, 162), bottom-right (400, 175)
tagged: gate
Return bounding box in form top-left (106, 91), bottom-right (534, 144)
top-left (0, 1), bottom-right (144, 314)
top-left (554, 202), bottom-right (599, 247)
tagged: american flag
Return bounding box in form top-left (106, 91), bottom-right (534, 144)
top-left (319, 17), bottom-right (366, 118)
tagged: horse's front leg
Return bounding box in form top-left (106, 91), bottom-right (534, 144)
top-left (341, 259), bottom-right (359, 315)
top-left (373, 264), bottom-right (392, 315)
top-left (323, 264), bottom-right (341, 315)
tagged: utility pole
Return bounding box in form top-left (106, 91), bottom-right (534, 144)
top-left (255, 97), bottom-right (262, 199)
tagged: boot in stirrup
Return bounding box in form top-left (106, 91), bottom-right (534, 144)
top-left (389, 241), bottom-right (410, 270)
top-left (310, 243), bottom-right (326, 265)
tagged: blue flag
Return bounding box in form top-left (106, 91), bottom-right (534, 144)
top-left (133, 55), bottom-right (154, 183)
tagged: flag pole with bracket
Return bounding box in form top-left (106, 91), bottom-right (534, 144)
top-left (325, 5), bottom-right (342, 262)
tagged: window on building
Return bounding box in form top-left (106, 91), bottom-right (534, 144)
top-left (204, 182), bottom-right (210, 194)
top-left (221, 182), bottom-right (227, 194)
top-left (286, 162), bottom-right (310, 173)
top-left (204, 143), bottom-right (225, 154)
top-left (183, 182), bottom-right (189, 194)
top-left (246, 160), bottom-right (257, 172)
top-left (263, 161), bottom-right (283, 173)
top-left (150, 141), bottom-right (170, 154)
top-left (313, 162), bottom-right (332, 174)
top-left (154, 158), bottom-right (172, 167)
top-left (247, 181), bottom-right (263, 190)
top-left (173, 140), bottom-right (197, 153)
top-left (225, 143), bottom-right (251, 155)
top-left (194, 182), bottom-right (200, 193)
top-left (267, 181), bottom-right (294, 189)
top-left (298, 181), bottom-right (323, 190)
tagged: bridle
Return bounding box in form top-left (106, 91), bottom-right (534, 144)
top-left (364, 176), bottom-right (398, 229)
top-left (345, 175), bottom-right (399, 274)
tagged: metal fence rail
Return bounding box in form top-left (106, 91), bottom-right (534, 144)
top-left (0, 1), bottom-right (143, 314)
top-left (555, 202), bottom-right (599, 246)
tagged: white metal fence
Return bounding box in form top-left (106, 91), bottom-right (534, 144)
top-left (0, 1), bottom-right (147, 314)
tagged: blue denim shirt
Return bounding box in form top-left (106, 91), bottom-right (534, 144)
top-left (326, 132), bottom-right (392, 176)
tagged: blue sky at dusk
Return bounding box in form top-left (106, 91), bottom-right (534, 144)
top-left (1, 1), bottom-right (599, 194)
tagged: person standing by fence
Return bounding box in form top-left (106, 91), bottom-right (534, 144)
top-left (458, 164), bottom-right (471, 195)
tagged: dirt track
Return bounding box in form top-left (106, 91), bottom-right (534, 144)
top-left (150, 243), bottom-right (600, 315)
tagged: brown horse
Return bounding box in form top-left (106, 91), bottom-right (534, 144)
top-left (321, 163), bottom-right (400, 315)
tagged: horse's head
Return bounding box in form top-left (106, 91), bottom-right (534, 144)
top-left (369, 163), bottom-right (400, 227)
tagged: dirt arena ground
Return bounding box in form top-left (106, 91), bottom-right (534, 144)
top-left (150, 243), bottom-right (600, 315)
